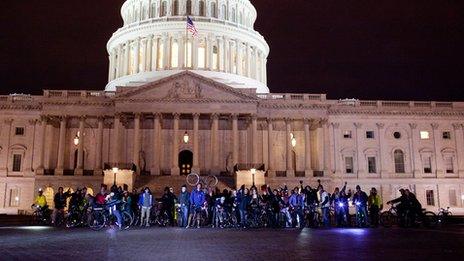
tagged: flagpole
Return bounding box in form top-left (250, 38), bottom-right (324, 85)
top-left (185, 16), bottom-right (188, 69)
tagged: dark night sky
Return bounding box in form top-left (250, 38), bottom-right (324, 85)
top-left (1, 0), bottom-right (463, 101)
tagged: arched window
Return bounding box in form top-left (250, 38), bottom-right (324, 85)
top-left (160, 1), bottom-right (167, 17)
top-left (141, 6), bottom-right (146, 20)
top-left (173, 0), bottom-right (179, 16)
top-left (239, 11), bottom-right (243, 25)
top-left (150, 3), bottom-right (157, 18)
top-left (211, 2), bottom-right (217, 18)
top-left (199, 1), bottom-right (206, 16)
top-left (231, 8), bottom-right (236, 23)
top-left (186, 0), bottom-right (192, 15)
top-left (394, 149), bottom-right (405, 173)
top-left (221, 4), bottom-right (227, 20)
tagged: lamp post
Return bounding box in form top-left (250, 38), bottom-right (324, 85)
top-left (251, 168), bottom-right (256, 187)
top-left (73, 134), bottom-right (80, 146)
top-left (112, 167), bottom-right (119, 186)
top-left (183, 131), bottom-right (189, 144)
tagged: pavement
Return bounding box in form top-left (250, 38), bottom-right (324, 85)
top-left (0, 225), bottom-right (463, 261)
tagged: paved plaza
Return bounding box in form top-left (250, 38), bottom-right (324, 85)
top-left (1, 225), bottom-right (463, 260)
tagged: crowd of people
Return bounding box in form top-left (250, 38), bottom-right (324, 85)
top-left (33, 180), bottom-right (425, 230)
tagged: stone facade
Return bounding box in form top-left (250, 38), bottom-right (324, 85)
top-left (1, 0), bottom-right (463, 214)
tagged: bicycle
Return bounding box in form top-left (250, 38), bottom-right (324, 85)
top-left (186, 172), bottom-right (218, 188)
top-left (31, 204), bottom-right (51, 225)
top-left (88, 203), bottom-right (133, 231)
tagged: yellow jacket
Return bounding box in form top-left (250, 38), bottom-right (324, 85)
top-left (35, 195), bottom-right (47, 208)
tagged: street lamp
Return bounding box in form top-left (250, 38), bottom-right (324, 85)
top-left (73, 134), bottom-right (80, 146)
top-left (291, 137), bottom-right (297, 148)
top-left (183, 131), bottom-right (189, 144)
top-left (250, 168), bottom-right (256, 187)
top-left (112, 167), bottom-right (119, 186)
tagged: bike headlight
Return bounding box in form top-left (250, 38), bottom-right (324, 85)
top-left (355, 202), bottom-right (361, 206)
top-left (338, 202), bottom-right (344, 207)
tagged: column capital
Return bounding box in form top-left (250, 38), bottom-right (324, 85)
top-left (96, 115), bottom-right (105, 121)
top-left (193, 113), bottom-right (200, 120)
top-left (153, 112), bottom-right (163, 119)
top-left (284, 117), bottom-right (293, 125)
top-left (408, 123), bottom-right (417, 129)
top-left (134, 112), bottom-right (143, 119)
top-left (376, 122), bottom-right (385, 129)
top-left (452, 123), bottom-right (462, 130)
top-left (331, 122), bottom-right (340, 128)
top-left (211, 113), bottom-right (219, 120)
top-left (303, 118), bottom-right (312, 125)
top-left (3, 118), bottom-right (13, 125)
top-left (28, 119), bottom-right (38, 125)
top-left (354, 122), bottom-right (362, 129)
top-left (78, 115), bottom-right (87, 121)
top-left (231, 113), bottom-right (239, 120)
top-left (431, 123), bottom-right (439, 130)
top-left (173, 113), bottom-right (180, 120)
top-left (250, 114), bottom-right (258, 121)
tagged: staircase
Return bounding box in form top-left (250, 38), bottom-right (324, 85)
top-left (134, 175), bottom-right (236, 197)
top-left (0, 214), bottom-right (34, 227)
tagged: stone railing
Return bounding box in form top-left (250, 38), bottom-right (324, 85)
top-left (355, 100), bottom-right (458, 109)
top-left (43, 90), bottom-right (115, 99)
top-left (0, 94), bottom-right (38, 103)
top-left (257, 93), bottom-right (327, 102)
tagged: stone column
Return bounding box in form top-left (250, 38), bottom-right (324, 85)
top-left (332, 122), bottom-right (341, 175)
top-left (75, 116), bottom-right (85, 175)
top-left (207, 35), bottom-right (213, 70)
top-left (285, 118), bottom-right (294, 177)
top-left (377, 123), bottom-right (387, 177)
top-left (409, 123), bottom-right (420, 177)
top-left (251, 115), bottom-right (258, 164)
top-left (432, 123), bottom-right (443, 177)
top-left (152, 37), bottom-right (159, 70)
top-left (228, 40), bottom-right (234, 74)
top-left (133, 113), bottom-right (142, 174)
top-left (55, 116), bottom-right (67, 175)
top-left (163, 34), bottom-right (170, 69)
top-left (267, 118), bottom-right (274, 177)
top-left (453, 123), bottom-right (464, 177)
top-left (151, 113), bottom-right (162, 175)
top-left (140, 38), bottom-right (147, 72)
top-left (245, 43), bottom-right (251, 77)
top-left (171, 113), bottom-right (180, 175)
top-left (108, 51), bottom-right (114, 82)
top-left (134, 37), bottom-right (140, 73)
top-left (94, 116), bottom-right (104, 174)
top-left (178, 35), bottom-right (184, 68)
top-left (192, 113), bottom-right (200, 172)
top-left (304, 119), bottom-right (312, 176)
top-left (354, 122), bottom-right (363, 177)
top-left (146, 35), bottom-right (153, 71)
top-left (322, 119), bottom-right (330, 173)
top-left (211, 114), bottom-right (219, 173)
top-left (232, 114), bottom-right (239, 166)
top-left (112, 114), bottom-right (121, 165)
top-left (116, 44), bottom-right (123, 78)
top-left (236, 41), bottom-right (243, 75)
top-left (192, 36), bottom-right (198, 69)
top-left (36, 117), bottom-right (47, 174)
top-left (124, 40), bottom-right (130, 75)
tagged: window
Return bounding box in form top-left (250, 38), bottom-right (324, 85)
top-left (422, 156), bottom-right (432, 173)
top-left (211, 2), bottom-right (217, 18)
top-left (442, 131), bottom-right (451, 139)
top-left (15, 127), bottom-right (25, 136)
top-left (343, 130), bottom-right (352, 139)
top-left (199, 1), bottom-right (205, 16)
top-left (420, 131), bottom-right (430, 140)
top-left (366, 131), bottom-right (374, 139)
top-left (345, 157), bottom-right (354, 174)
top-left (173, 0), bottom-right (179, 15)
top-left (368, 157), bottom-right (376, 173)
top-left (150, 3), bottom-right (157, 18)
top-left (231, 8), bottom-right (236, 23)
top-left (394, 149), bottom-right (405, 173)
top-left (222, 4), bottom-right (227, 20)
top-left (12, 154), bottom-right (22, 172)
top-left (393, 132), bottom-right (401, 139)
top-left (426, 190), bottom-right (435, 206)
top-left (9, 188), bottom-right (20, 207)
top-left (160, 1), bottom-right (167, 16)
top-left (212, 45), bottom-right (218, 70)
top-left (444, 157), bottom-right (454, 173)
top-left (186, 0), bottom-right (192, 15)
top-left (449, 190), bottom-right (457, 207)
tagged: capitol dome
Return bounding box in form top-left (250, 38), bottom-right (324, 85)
top-left (106, 0), bottom-right (270, 93)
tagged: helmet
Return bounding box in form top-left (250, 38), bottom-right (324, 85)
top-left (38, 188), bottom-right (43, 192)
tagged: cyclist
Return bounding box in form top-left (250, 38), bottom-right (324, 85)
top-left (138, 187), bottom-right (153, 227)
top-left (288, 188), bottom-right (299, 227)
top-left (238, 187), bottom-right (251, 227)
top-left (95, 185), bottom-right (108, 205)
top-left (178, 185), bottom-right (190, 227)
top-left (405, 189), bottom-right (422, 226)
top-left (368, 187), bottom-right (382, 227)
top-left (352, 185), bottom-right (369, 227)
top-left (319, 185), bottom-right (330, 227)
top-left (213, 196), bottom-right (226, 228)
top-left (187, 183), bottom-right (206, 228)
top-left (387, 189), bottom-right (408, 226)
top-left (34, 188), bottom-right (48, 209)
top-left (51, 187), bottom-right (71, 225)
top-left (332, 182), bottom-right (348, 227)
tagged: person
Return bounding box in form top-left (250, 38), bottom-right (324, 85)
top-left (213, 196), bottom-right (226, 228)
top-left (405, 189), bottom-right (422, 226)
top-left (161, 187), bottom-right (176, 226)
top-left (368, 187), bottom-right (382, 227)
top-left (238, 187), bottom-right (251, 227)
top-left (138, 187), bottom-right (153, 227)
top-left (352, 185), bottom-right (369, 227)
top-left (178, 185), bottom-right (190, 227)
top-left (34, 188), bottom-right (48, 208)
top-left (188, 183), bottom-right (206, 228)
top-left (95, 185), bottom-right (108, 205)
top-left (387, 189), bottom-right (408, 227)
top-left (51, 187), bottom-right (71, 225)
top-left (288, 188), bottom-right (299, 227)
top-left (106, 191), bottom-right (123, 229)
top-left (319, 185), bottom-right (330, 227)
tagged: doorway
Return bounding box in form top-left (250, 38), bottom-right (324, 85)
top-left (179, 150), bottom-right (193, 175)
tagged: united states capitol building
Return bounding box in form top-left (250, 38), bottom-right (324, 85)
top-left (1, 0), bottom-right (463, 214)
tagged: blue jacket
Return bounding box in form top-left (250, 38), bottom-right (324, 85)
top-left (289, 194), bottom-right (298, 208)
top-left (138, 192), bottom-right (153, 207)
top-left (190, 189), bottom-right (205, 207)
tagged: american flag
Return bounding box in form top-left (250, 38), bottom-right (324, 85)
top-left (187, 16), bottom-right (198, 36)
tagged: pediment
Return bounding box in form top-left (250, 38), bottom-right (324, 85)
top-left (115, 71), bottom-right (258, 102)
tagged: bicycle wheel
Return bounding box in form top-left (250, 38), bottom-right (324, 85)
top-left (122, 211), bottom-right (133, 230)
top-left (88, 211), bottom-right (106, 231)
top-left (204, 175), bottom-right (218, 188)
top-left (380, 212), bottom-right (394, 228)
top-left (66, 212), bottom-right (80, 228)
top-left (186, 173), bottom-right (200, 187)
top-left (423, 211), bottom-right (438, 228)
